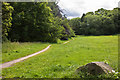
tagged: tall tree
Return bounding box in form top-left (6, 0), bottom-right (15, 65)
top-left (69, 17), bottom-right (81, 34)
top-left (2, 2), bottom-right (13, 41)
top-left (8, 2), bottom-right (60, 42)
top-left (47, 2), bottom-right (75, 40)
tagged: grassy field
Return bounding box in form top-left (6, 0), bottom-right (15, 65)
top-left (2, 42), bottom-right (50, 63)
top-left (2, 35), bottom-right (118, 78)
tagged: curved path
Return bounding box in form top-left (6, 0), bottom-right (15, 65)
top-left (63, 41), bottom-right (70, 44)
top-left (63, 38), bottom-right (74, 44)
top-left (0, 45), bottom-right (51, 69)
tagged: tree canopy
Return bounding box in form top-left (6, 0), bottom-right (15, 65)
top-left (2, 2), bottom-right (75, 42)
top-left (2, 2), bottom-right (120, 42)
top-left (69, 8), bottom-right (120, 35)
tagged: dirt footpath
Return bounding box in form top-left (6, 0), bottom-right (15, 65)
top-left (0, 45), bottom-right (51, 69)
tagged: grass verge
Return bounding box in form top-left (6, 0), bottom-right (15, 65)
top-left (2, 42), bottom-right (49, 63)
top-left (2, 35), bottom-right (118, 78)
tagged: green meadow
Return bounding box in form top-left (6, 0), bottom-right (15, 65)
top-left (2, 35), bottom-right (118, 78)
top-left (2, 42), bottom-right (50, 63)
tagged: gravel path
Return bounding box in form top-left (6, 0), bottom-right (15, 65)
top-left (63, 41), bottom-right (70, 44)
top-left (0, 45), bottom-right (51, 69)
top-left (63, 38), bottom-right (74, 44)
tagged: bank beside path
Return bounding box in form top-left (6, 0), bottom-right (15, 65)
top-left (0, 45), bottom-right (51, 69)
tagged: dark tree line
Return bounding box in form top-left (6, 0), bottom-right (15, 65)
top-left (2, 2), bottom-right (120, 43)
top-left (2, 2), bottom-right (75, 42)
top-left (69, 8), bottom-right (120, 35)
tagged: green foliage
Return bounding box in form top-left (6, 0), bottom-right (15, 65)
top-left (60, 18), bottom-right (75, 40)
top-left (69, 17), bottom-right (81, 34)
top-left (2, 2), bottom-right (75, 43)
top-left (8, 2), bottom-right (58, 42)
top-left (48, 2), bottom-right (75, 40)
top-left (2, 2), bottom-right (14, 41)
top-left (69, 8), bottom-right (120, 35)
top-left (111, 8), bottom-right (120, 34)
top-left (47, 2), bottom-right (62, 18)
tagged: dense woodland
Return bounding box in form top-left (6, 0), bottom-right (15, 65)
top-left (69, 8), bottom-right (120, 35)
top-left (2, 2), bottom-right (120, 42)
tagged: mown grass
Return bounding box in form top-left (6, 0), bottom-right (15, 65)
top-left (2, 35), bottom-right (118, 78)
top-left (2, 42), bottom-right (50, 63)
